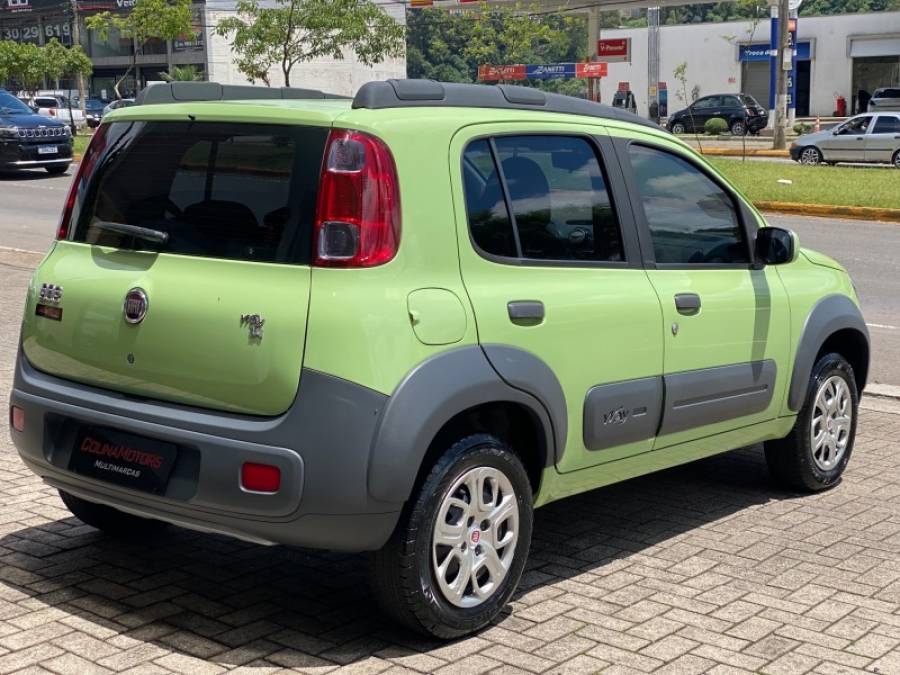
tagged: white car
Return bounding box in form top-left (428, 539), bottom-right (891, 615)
top-left (30, 95), bottom-right (86, 127)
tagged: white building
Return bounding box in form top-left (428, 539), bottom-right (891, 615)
top-left (204, 0), bottom-right (406, 97)
top-left (596, 11), bottom-right (900, 118)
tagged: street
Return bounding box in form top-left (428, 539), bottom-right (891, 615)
top-left (1, 168), bottom-right (898, 386)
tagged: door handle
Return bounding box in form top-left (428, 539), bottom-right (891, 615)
top-left (507, 300), bottom-right (544, 323)
top-left (674, 293), bottom-right (701, 314)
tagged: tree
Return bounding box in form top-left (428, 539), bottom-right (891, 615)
top-left (86, 0), bottom-right (194, 98)
top-left (216, 0), bottom-right (404, 88)
top-left (0, 40), bottom-right (17, 86)
top-left (5, 42), bottom-right (45, 95)
top-left (406, 5), bottom-right (587, 97)
top-left (41, 39), bottom-right (93, 133)
top-left (161, 64), bottom-right (203, 81)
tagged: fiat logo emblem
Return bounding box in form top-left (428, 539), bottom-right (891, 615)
top-left (123, 288), bottom-right (148, 324)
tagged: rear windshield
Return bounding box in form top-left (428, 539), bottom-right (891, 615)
top-left (73, 121), bottom-right (329, 264)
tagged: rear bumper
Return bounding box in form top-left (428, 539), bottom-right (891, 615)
top-left (10, 352), bottom-right (401, 551)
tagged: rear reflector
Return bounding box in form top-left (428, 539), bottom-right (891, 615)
top-left (10, 406), bottom-right (25, 433)
top-left (241, 462), bottom-right (281, 493)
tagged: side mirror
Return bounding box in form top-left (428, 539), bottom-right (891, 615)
top-left (755, 227), bottom-right (798, 265)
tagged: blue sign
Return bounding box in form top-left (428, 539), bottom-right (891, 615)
top-left (740, 41), bottom-right (810, 62)
top-left (525, 64), bottom-right (575, 80)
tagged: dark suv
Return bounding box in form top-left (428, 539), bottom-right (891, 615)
top-left (667, 93), bottom-right (768, 136)
top-left (0, 89), bottom-right (73, 174)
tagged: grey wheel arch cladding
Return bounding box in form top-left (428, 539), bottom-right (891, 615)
top-left (788, 294), bottom-right (869, 412)
top-left (367, 345), bottom-right (565, 503)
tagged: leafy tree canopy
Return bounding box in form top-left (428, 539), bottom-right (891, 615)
top-left (216, 0), bottom-right (404, 88)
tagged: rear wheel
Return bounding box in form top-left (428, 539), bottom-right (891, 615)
top-left (764, 353), bottom-right (858, 491)
top-left (59, 490), bottom-right (166, 536)
top-left (799, 147), bottom-right (823, 165)
top-left (45, 165), bottom-right (68, 175)
top-left (671, 122), bottom-right (686, 135)
top-left (730, 120), bottom-right (746, 136)
top-left (372, 434), bottom-right (533, 639)
top-left (892, 149), bottom-right (900, 169)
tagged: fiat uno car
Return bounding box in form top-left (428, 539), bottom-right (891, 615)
top-left (9, 80), bottom-right (868, 638)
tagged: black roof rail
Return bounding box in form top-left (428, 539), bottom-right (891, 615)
top-left (135, 81), bottom-right (349, 106)
top-left (352, 79), bottom-right (661, 130)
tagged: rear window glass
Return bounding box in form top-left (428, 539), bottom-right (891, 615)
top-left (875, 88), bottom-right (900, 98)
top-left (873, 116), bottom-right (900, 134)
top-left (739, 95), bottom-right (760, 107)
top-left (73, 121), bottom-right (328, 264)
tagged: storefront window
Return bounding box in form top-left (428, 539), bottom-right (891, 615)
top-left (89, 25), bottom-right (133, 58)
top-left (853, 56), bottom-right (900, 113)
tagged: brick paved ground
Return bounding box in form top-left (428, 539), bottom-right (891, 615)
top-left (2, 255), bottom-right (900, 674)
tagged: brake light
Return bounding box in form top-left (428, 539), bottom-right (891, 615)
top-left (57, 124), bottom-right (109, 240)
top-left (313, 129), bottom-right (400, 267)
top-left (241, 462), bottom-right (281, 493)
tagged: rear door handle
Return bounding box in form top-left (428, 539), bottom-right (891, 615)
top-left (674, 293), bottom-right (701, 314)
top-left (508, 300), bottom-right (544, 323)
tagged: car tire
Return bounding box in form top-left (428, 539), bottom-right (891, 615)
top-left (730, 120), bottom-right (746, 136)
top-left (371, 434), bottom-right (533, 639)
top-left (45, 165), bottom-right (69, 175)
top-left (764, 353), bottom-right (858, 492)
top-left (799, 147), bottom-right (823, 165)
top-left (892, 149), bottom-right (900, 169)
top-left (670, 122), bottom-right (687, 135)
top-left (59, 490), bottom-right (166, 536)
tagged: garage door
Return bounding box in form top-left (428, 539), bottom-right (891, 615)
top-left (742, 61), bottom-right (770, 109)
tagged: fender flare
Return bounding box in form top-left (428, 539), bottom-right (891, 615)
top-left (366, 345), bottom-right (565, 503)
top-left (788, 294), bottom-right (869, 411)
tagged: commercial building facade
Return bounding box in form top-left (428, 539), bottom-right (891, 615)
top-left (0, 0), bottom-right (404, 99)
top-left (596, 11), bottom-right (900, 119)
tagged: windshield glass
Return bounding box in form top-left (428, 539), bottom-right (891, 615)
top-left (0, 91), bottom-right (33, 115)
top-left (72, 121), bottom-right (329, 264)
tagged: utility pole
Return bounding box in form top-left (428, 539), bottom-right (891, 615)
top-left (772, 0), bottom-right (790, 149)
top-left (70, 0), bottom-right (86, 116)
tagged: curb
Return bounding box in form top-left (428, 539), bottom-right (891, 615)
top-left (755, 201), bottom-right (900, 223)
top-left (698, 147), bottom-right (791, 158)
top-left (866, 384), bottom-right (900, 401)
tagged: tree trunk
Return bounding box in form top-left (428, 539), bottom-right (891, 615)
top-left (772, 0), bottom-right (790, 150)
top-left (283, 62), bottom-right (290, 88)
top-left (70, 0), bottom-right (85, 117)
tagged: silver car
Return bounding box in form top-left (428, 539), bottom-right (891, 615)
top-left (868, 87), bottom-right (900, 113)
top-left (791, 112), bottom-right (900, 168)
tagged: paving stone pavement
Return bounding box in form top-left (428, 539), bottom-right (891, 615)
top-left (2, 257), bottom-right (900, 675)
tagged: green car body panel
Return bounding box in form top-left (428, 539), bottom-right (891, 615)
top-left (11, 83), bottom-right (868, 552)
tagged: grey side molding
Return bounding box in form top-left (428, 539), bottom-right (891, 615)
top-left (788, 294), bottom-right (869, 411)
top-left (367, 346), bottom-right (558, 503)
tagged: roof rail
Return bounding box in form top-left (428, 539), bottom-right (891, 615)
top-left (135, 81), bottom-right (349, 106)
top-left (352, 79), bottom-right (661, 130)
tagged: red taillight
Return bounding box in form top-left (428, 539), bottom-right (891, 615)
top-left (48, 108), bottom-right (56, 117)
top-left (57, 124), bottom-right (109, 240)
top-left (313, 129), bottom-right (400, 267)
top-left (241, 462), bottom-right (281, 493)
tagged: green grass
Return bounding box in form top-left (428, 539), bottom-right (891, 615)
top-left (72, 130), bottom-right (93, 157)
top-left (708, 158), bottom-right (900, 210)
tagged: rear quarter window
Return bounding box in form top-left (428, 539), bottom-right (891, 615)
top-left (72, 121), bottom-right (329, 264)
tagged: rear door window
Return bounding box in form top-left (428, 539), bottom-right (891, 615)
top-left (73, 121), bottom-right (329, 264)
top-left (872, 116), bottom-right (900, 134)
top-left (462, 135), bottom-right (625, 263)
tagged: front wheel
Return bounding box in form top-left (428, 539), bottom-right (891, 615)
top-left (670, 122), bottom-right (686, 135)
top-left (799, 147), bottom-right (823, 165)
top-left (372, 434), bottom-right (533, 639)
top-left (764, 353), bottom-right (858, 491)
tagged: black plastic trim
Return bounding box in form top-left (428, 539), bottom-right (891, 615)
top-left (135, 81), bottom-right (348, 105)
top-left (353, 79), bottom-right (662, 130)
top-left (583, 376), bottom-right (663, 451)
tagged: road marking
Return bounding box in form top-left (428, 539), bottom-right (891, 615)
top-left (867, 323), bottom-right (899, 331)
top-left (0, 245), bottom-right (43, 255)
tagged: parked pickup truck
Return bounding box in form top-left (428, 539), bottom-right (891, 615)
top-left (29, 95), bottom-right (86, 127)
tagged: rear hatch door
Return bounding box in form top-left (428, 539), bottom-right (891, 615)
top-left (22, 119), bottom-right (328, 415)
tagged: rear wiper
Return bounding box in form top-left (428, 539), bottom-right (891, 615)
top-left (94, 220), bottom-right (169, 244)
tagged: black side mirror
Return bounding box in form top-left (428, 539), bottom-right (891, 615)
top-left (755, 227), bottom-right (798, 265)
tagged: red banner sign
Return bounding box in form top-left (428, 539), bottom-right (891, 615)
top-left (478, 64), bottom-right (526, 81)
top-left (597, 38), bottom-right (631, 62)
top-left (576, 62), bottom-right (608, 78)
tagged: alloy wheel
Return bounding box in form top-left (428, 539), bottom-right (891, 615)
top-left (810, 375), bottom-right (852, 472)
top-left (800, 147), bottom-right (821, 165)
top-left (672, 123), bottom-right (686, 134)
top-left (432, 466), bottom-right (519, 608)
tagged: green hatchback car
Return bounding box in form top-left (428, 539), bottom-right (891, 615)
top-left (10, 80), bottom-right (869, 638)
